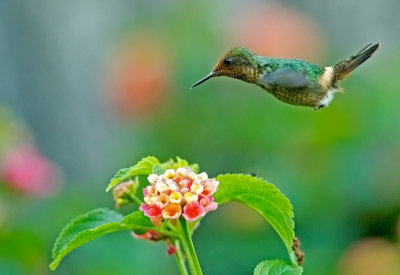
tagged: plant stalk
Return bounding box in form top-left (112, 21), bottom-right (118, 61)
top-left (174, 239), bottom-right (189, 275)
top-left (128, 194), bottom-right (143, 206)
top-left (178, 218), bottom-right (203, 275)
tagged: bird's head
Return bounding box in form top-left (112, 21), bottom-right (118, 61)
top-left (191, 47), bottom-right (259, 88)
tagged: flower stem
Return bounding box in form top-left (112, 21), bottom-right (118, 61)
top-left (128, 194), bottom-right (143, 206)
top-left (174, 239), bottom-right (189, 275)
top-left (178, 218), bottom-right (203, 275)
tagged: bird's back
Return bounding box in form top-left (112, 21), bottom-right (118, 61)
top-left (256, 57), bottom-right (326, 107)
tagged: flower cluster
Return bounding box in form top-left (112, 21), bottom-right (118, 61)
top-left (140, 167), bottom-right (218, 222)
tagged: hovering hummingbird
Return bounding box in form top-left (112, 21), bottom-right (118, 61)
top-left (191, 43), bottom-right (380, 109)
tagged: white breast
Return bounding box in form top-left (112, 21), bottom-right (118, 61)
top-left (317, 89), bottom-right (335, 107)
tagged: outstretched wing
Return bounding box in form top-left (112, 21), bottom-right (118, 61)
top-left (262, 66), bottom-right (311, 89)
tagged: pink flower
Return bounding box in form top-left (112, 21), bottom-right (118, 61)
top-left (140, 167), bottom-right (218, 222)
top-left (201, 179), bottom-right (219, 196)
top-left (0, 145), bottom-right (60, 196)
top-left (140, 203), bottom-right (162, 219)
top-left (199, 195), bottom-right (218, 212)
top-left (182, 202), bottom-right (205, 221)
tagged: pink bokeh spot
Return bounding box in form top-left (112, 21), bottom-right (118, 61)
top-left (0, 145), bottom-right (60, 195)
top-left (182, 202), bottom-right (205, 222)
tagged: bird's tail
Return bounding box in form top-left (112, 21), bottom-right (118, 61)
top-left (333, 43), bottom-right (380, 82)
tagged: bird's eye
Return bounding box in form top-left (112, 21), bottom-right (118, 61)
top-left (224, 58), bottom-right (232, 65)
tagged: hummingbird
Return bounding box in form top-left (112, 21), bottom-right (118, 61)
top-left (191, 43), bottom-right (380, 109)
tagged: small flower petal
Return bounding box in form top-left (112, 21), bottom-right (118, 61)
top-left (155, 181), bottom-right (169, 193)
top-left (166, 179), bottom-right (179, 192)
top-left (176, 167), bottom-right (187, 178)
top-left (140, 203), bottom-right (162, 218)
top-left (184, 192), bottom-right (198, 203)
top-left (162, 203), bottom-right (182, 219)
top-left (202, 179), bottom-right (219, 195)
top-left (187, 171), bottom-right (197, 181)
top-left (153, 193), bottom-right (170, 208)
top-left (179, 179), bottom-right (189, 189)
top-left (200, 196), bottom-right (218, 212)
top-left (143, 185), bottom-right (154, 197)
top-left (197, 172), bottom-right (208, 181)
top-left (170, 192), bottom-right (182, 204)
top-left (147, 174), bottom-right (158, 184)
top-left (182, 202), bottom-right (205, 221)
top-left (164, 169), bottom-right (176, 179)
top-left (190, 182), bottom-right (204, 195)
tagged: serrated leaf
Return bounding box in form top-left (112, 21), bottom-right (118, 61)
top-left (50, 209), bottom-right (155, 270)
top-left (214, 174), bottom-right (295, 260)
top-left (50, 208), bottom-right (124, 270)
top-left (254, 259), bottom-right (303, 275)
top-left (160, 157), bottom-right (199, 173)
top-left (107, 156), bottom-right (160, 192)
top-left (152, 164), bottom-right (166, 175)
top-left (188, 163), bottom-right (200, 173)
top-left (120, 211), bottom-right (156, 235)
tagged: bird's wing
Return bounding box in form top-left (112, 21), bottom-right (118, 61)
top-left (262, 66), bottom-right (311, 89)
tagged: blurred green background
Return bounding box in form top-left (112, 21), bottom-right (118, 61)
top-left (0, 0), bottom-right (399, 274)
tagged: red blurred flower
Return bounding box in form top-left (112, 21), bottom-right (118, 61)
top-left (105, 33), bottom-right (173, 119)
top-left (227, 3), bottom-right (323, 61)
top-left (0, 145), bottom-right (60, 196)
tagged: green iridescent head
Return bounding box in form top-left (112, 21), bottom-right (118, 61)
top-left (191, 47), bottom-right (259, 88)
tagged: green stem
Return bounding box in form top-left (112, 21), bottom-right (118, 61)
top-left (178, 218), bottom-right (203, 275)
top-left (166, 221), bottom-right (177, 232)
top-left (128, 194), bottom-right (143, 206)
top-left (174, 239), bottom-right (189, 275)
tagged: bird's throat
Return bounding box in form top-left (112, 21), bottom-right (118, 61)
top-left (227, 67), bottom-right (259, 84)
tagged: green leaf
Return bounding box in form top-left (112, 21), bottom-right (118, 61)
top-left (50, 209), bottom-right (155, 270)
top-left (254, 260), bottom-right (303, 275)
top-left (152, 164), bottom-right (166, 175)
top-left (160, 157), bottom-right (199, 173)
top-left (107, 156), bottom-right (160, 192)
top-left (188, 163), bottom-right (200, 173)
top-left (120, 211), bottom-right (156, 235)
top-left (50, 208), bottom-right (124, 270)
top-left (214, 174), bottom-right (295, 260)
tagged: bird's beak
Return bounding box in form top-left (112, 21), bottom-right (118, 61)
top-left (190, 72), bottom-right (214, 89)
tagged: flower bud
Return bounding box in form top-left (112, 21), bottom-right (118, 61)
top-left (113, 179), bottom-right (139, 208)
